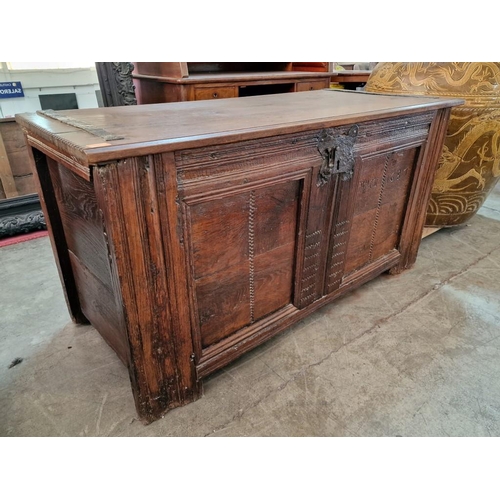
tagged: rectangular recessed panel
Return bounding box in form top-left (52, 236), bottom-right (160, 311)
top-left (344, 147), bottom-right (417, 275)
top-left (50, 161), bottom-right (113, 289)
top-left (188, 180), bottom-right (300, 348)
top-left (253, 181), bottom-right (300, 319)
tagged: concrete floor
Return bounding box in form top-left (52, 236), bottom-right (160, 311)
top-left (1, 184), bottom-right (500, 437)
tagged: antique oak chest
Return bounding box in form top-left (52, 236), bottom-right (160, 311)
top-left (16, 90), bottom-right (462, 423)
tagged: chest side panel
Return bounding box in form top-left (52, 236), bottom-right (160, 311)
top-left (47, 159), bottom-right (128, 363)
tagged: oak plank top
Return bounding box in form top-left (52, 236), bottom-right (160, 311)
top-left (16, 89), bottom-right (463, 166)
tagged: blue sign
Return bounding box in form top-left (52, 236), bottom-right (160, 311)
top-left (0, 81), bottom-right (25, 99)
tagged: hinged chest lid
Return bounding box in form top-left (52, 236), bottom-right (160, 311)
top-left (16, 89), bottom-right (463, 169)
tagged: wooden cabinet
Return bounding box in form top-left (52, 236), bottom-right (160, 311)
top-left (291, 62), bottom-right (373, 89)
top-left (192, 85), bottom-right (238, 100)
top-left (132, 62), bottom-right (333, 103)
top-left (0, 118), bottom-right (45, 237)
top-left (295, 80), bottom-right (328, 92)
top-left (16, 89), bottom-right (462, 423)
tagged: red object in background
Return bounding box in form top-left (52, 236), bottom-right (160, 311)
top-left (0, 230), bottom-right (48, 248)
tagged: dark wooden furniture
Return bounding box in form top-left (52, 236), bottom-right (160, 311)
top-left (95, 62), bottom-right (137, 107)
top-left (131, 62), bottom-right (333, 103)
top-left (332, 71), bottom-right (372, 83)
top-left (331, 70), bottom-right (372, 90)
top-left (16, 89), bottom-right (461, 423)
top-left (0, 118), bottom-right (45, 236)
top-left (291, 62), bottom-right (331, 72)
top-left (290, 62), bottom-right (372, 89)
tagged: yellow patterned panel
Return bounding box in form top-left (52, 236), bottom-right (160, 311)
top-left (366, 62), bottom-right (500, 226)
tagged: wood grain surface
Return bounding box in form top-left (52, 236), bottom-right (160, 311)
top-left (17, 91), bottom-right (461, 422)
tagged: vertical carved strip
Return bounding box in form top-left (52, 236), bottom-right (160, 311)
top-left (326, 218), bottom-right (350, 292)
top-left (368, 153), bottom-right (391, 262)
top-left (391, 108), bottom-right (452, 273)
top-left (324, 148), bottom-right (364, 295)
top-left (93, 155), bottom-right (201, 423)
top-left (300, 229), bottom-right (323, 306)
top-left (95, 62), bottom-right (137, 107)
top-left (248, 190), bottom-right (256, 323)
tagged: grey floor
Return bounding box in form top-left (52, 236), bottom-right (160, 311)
top-left (1, 184), bottom-right (500, 437)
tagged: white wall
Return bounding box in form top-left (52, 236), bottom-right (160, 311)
top-left (0, 63), bottom-right (100, 118)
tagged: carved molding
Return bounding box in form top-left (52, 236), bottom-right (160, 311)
top-left (0, 194), bottom-right (46, 237)
top-left (95, 62), bottom-right (137, 107)
top-left (0, 210), bottom-right (46, 237)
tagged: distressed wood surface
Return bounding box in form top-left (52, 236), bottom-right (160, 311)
top-left (93, 155), bottom-right (201, 422)
top-left (28, 149), bottom-right (87, 323)
top-left (17, 91), bottom-right (461, 423)
top-left (0, 130), bottom-right (19, 199)
top-left (16, 90), bottom-right (462, 167)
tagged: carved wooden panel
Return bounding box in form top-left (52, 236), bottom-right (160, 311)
top-left (323, 113), bottom-right (433, 291)
top-left (95, 62), bottom-right (137, 107)
top-left (47, 158), bottom-right (128, 362)
top-left (177, 130), bottom-right (320, 345)
top-left (323, 171), bottom-right (356, 295)
top-left (185, 179), bottom-right (302, 349)
top-left (342, 147), bottom-right (418, 276)
top-left (49, 161), bottom-right (112, 286)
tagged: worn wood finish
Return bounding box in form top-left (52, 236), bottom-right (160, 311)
top-left (17, 90), bottom-right (462, 423)
top-left (16, 91), bottom-right (463, 167)
top-left (28, 149), bottom-right (87, 323)
top-left (47, 162), bottom-right (129, 361)
top-left (0, 129), bottom-right (19, 198)
top-left (92, 155), bottom-right (201, 421)
top-left (0, 118), bottom-right (37, 198)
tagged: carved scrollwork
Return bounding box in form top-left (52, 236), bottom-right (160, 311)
top-left (95, 62), bottom-right (137, 107)
top-left (317, 125), bottom-right (359, 186)
top-left (0, 210), bottom-right (46, 237)
top-left (112, 63), bottom-right (137, 106)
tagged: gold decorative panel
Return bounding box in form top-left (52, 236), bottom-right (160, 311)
top-left (366, 62), bottom-right (500, 226)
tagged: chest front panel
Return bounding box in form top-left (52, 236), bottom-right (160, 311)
top-left (187, 180), bottom-right (302, 348)
top-left (175, 113), bottom-right (435, 358)
top-left (341, 147), bottom-right (417, 276)
top-left (176, 132), bottom-right (318, 352)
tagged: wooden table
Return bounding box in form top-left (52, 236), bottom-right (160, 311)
top-left (16, 89), bottom-right (462, 423)
top-left (133, 71), bottom-right (333, 103)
